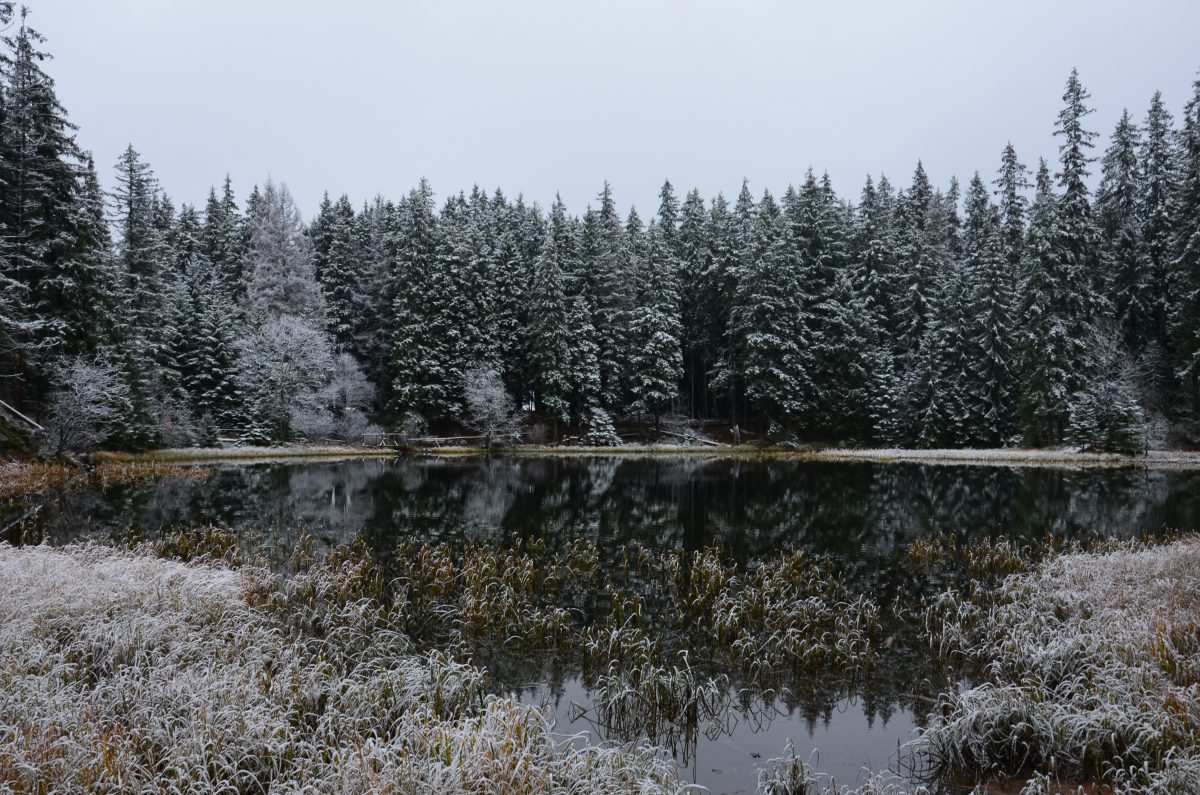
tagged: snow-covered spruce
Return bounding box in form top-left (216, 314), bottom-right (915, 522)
top-left (0, 543), bottom-right (679, 793)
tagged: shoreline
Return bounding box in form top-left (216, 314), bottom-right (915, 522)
top-left (84, 443), bottom-right (1200, 469)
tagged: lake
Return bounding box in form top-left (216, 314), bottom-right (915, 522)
top-left (10, 455), bottom-right (1200, 793)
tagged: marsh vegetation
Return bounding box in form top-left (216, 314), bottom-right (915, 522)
top-left (2, 456), bottom-right (1199, 793)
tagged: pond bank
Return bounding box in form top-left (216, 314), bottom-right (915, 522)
top-left (90, 443), bottom-right (1200, 469)
top-left (3, 533), bottom-right (1195, 793)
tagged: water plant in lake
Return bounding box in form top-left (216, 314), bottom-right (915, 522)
top-left (0, 461), bottom-right (210, 500)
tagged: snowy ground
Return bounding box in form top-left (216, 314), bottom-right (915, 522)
top-left (800, 446), bottom-right (1200, 469)
top-left (92, 443), bottom-right (398, 463)
top-left (95, 443), bottom-right (1200, 470)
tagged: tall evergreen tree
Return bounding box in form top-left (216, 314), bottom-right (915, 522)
top-left (390, 178), bottom-right (460, 422)
top-left (677, 188), bottom-right (711, 417)
top-left (1054, 69), bottom-right (1104, 318)
top-left (310, 193), bottom-right (360, 349)
top-left (0, 9), bottom-right (92, 408)
top-left (1141, 91), bottom-right (1176, 371)
top-left (580, 183), bottom-right (632, 413)
top-left (1097, 109), bottom-right (1150, 351)
top-left (961, 172), bottom-right (1018, 443)
top-left (107, 145), bottom-right (168, 449)
top-left (893, 162), bottom-right (938, 356)
top-left (1172, 76), bottom-right (1200, 430)
top-left (526, 199), bottom-right (572, 437)
top-left (202, 176), bottom-right (243, 290)
top-left (628, 220), bottom-right (683, 429)
top-left (853, 175), bottom-right (902, 442)
top-left (730, 190), bottom-right (807, 430)
top-left (1019, 160), bottom-right (1078, 445)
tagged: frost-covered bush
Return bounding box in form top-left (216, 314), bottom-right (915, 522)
top-left (42, 354), bottom-right (127, 453)
top-left (0, 542), bottom-right (682, 794)
top-left (1066, 325), bottom-right (1150, 453)
top-left (583, 405), bottom-right (622, 446)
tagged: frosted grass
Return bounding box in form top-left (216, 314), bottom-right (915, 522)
top-left (0, 542), bottom-right (680, 793)
top-left (916, 537), bottom-right (1200, 792)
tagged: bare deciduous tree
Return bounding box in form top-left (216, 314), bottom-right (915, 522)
top-left (460, 365), bottom-right (524, 451)
top-left (43, 356), bottom-right (126, 454)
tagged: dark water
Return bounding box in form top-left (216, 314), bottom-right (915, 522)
top-left (10, 455), bottom-right (1200, 792)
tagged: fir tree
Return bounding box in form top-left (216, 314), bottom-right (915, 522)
top-left (202, 175), bottom-right (244, 294)
top-left (107, 144), bottom-right (167, 448)
top-left (730, 190), bottom-right (807, 431)
top-left (311, 193), bottom-right (359, 349)
top-left (893, 162), bottom-right (938, 355)
top-left (0, 10), bottom-right (91, 407)
top-left (852, 175), bottom-right (902, 442)
top-left (580, 182), bottom-right (632, 413)
top-left (1054, 69), bottom-right (1103, 318)
top-left (677, 188), bottom-right (711, 417)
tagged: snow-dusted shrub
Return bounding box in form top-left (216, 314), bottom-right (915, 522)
top-left (583, 405), bottom-right (622, 446)
top-left (1066, 324), bottom-right (1151, 453)
top-left (42, 354), bottom-right (127, 453)
top-left (236, 314), bottom-right (335, 442)
top-left (460, 364), bottom-right (524, 449)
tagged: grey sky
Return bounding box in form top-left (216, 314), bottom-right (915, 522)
top-left (34, 0), bottom-right (1200, 219)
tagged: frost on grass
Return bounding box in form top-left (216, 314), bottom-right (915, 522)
top-left (0, 543), bottom-right (680, 794)
top-left (917, 537), bottom-right (1200, 792)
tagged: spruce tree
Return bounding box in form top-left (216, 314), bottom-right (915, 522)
top-left (710, 182), bottom-right (758, 425)
top-left (852, 175), bottom-right (902, 442)
top-left (730, 190), bottom-right (807, 431)
top-left (0, 10), bottom-right (91, 408)
top-left (704, 192), bottom-right (739, 422)
top-left (628, 220), bottom-right (683, 430)
top-left (677, 188), bottom-right (711, 417)
top-left (580, 183), bottom-right (632, 413)
top-left (1172, 76), bottom-right (1200, 429)
top-left (961, 172), bottom-right (1017, 444)
top-left (1054, 69), bottom-right (1104, 318)
top-left (1097, 109), bottom-right (1151, 351)
top-left (526, 202), bottom-right (572, 437)
top-left (1019, 160), bottom-right (1077, 445)
top-left (310, 193), bottom-right (360, 350)
top-left (994, 143), bottom-right (1030, 277)
top-left (354, 195), bottom-right (400, 401)
top-left (202, 175), bottom-right (243, 295)
top-left (893, 162), bottom-right (938, 356)
top-left (390, 178), bottom-right (460, 422)
top-left (107, 145), bottom-right (167, 449)
top-left (1140, 91), bottom-right (1176, 368)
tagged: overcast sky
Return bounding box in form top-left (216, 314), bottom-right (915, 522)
top-left (32, 0), bottom-right (1200, 220)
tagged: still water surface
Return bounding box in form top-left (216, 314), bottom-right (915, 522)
top-left (13, 456), bottom-right (1200, 793)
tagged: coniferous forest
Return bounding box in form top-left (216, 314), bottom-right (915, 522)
top-left (3, 7), bottom-right (1200, 453)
